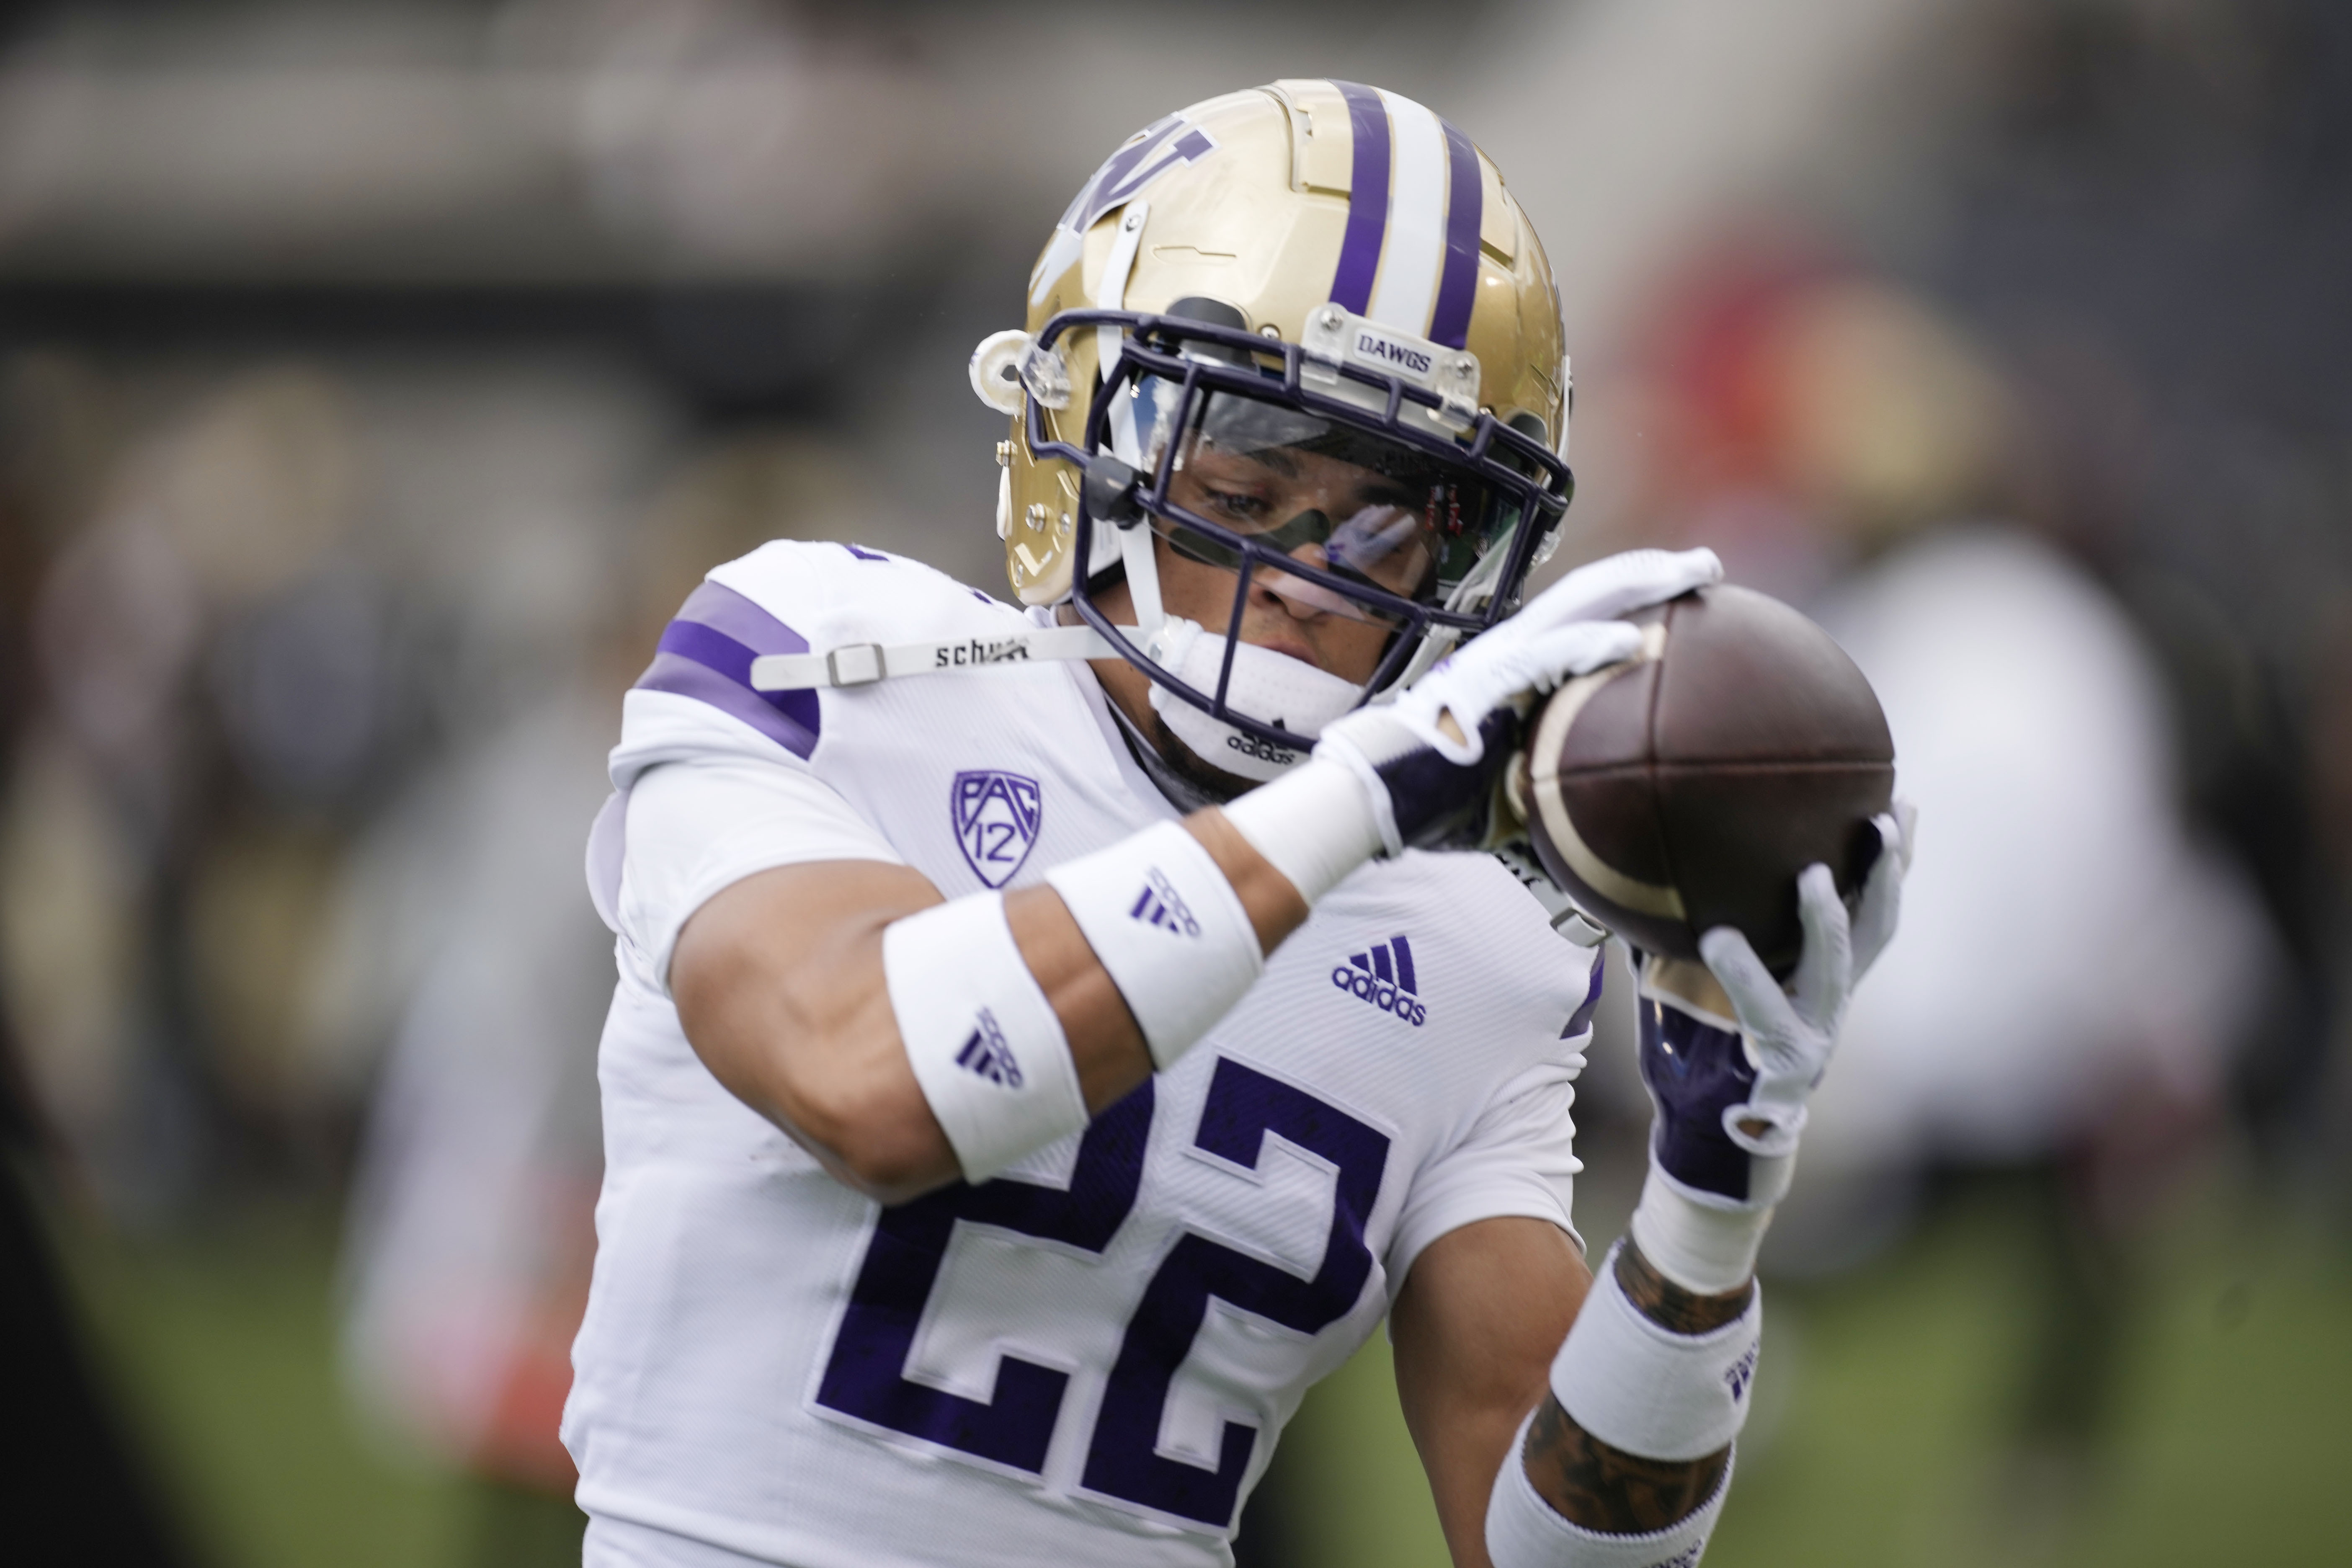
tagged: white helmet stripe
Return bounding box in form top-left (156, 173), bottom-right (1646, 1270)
top-left (1367, 90), bottom-right (1452, 339)
top-left (1326, 84), bottom-right (1487, 348)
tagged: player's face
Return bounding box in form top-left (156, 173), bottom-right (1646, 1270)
top-left (1145, 393), bottom-right (1493, 683)
top-left (1156, 444), bottom-right (1426, 683)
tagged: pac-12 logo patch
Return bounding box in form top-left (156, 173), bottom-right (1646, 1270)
top-left (952, 770), bottom-right (1042, 888)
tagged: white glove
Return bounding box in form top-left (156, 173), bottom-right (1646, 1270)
top-left (1698, 802), bottom-right (1915, 1155)
top-left (1315, 547), bottom-right (1723, 852)
top-left (1630, 806), bottom-right (1914, 1291)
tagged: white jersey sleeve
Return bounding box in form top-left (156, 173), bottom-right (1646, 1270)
top-left (619, 758), bottom-right (905, 996)
top-left (1385, 944), bottom-right (1605, 1290)
top-left (593, 542), bottom-right (998, 995)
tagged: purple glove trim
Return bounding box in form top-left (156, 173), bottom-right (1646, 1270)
top-left (1373, 708), bottom-right (1519, 849)
top-left (1638, 995), bottom-right (1759, 1204)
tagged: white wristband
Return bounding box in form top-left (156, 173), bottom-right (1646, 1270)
top-left (884, 893), bottom-right (1087, 1183)
top-left (1628, 1165), bottom-right (1775, 1296)
top-left (1486, 1407), bottom-right (1733, 1568)
top-left (1044, 820), bottom-right (1262, 1070)
top-left (1219, 756), bottom-right (1386, 903)
top-left (1550, 1240), bottom-right (1761, 1462)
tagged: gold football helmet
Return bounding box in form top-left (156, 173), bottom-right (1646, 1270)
top-left (969, 80), bottom-right (1573, 775)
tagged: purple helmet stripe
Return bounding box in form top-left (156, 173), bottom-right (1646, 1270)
top-left (1329, 81), bottom-right (1391, 314)
top-left (1427, 120), bottom-right (1483, 350)
top-left (634, 582), bottom-right (820, 758)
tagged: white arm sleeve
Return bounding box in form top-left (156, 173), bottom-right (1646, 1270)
top-left (1487, 1410), bottom-right (1732, 1568)
top-left (1386, 1051), bottom-right (1586, 1296)
top-left (619, 757), bottom-right (905, 994)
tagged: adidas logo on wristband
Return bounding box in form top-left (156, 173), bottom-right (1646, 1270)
top-left (1331, 935), bottom-right (1426, 1026)
top-left (1127, 868), bottom-right (1201, 937)
top-left (954, 1008), bottom-right (1024, 1088)
top-left (1725, 1339), bottom-right (1759, 1403)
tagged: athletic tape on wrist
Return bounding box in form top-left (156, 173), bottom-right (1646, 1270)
top-left (1550, 1240), bottom-right (1761, 1462)
top-left (1486, 1407), bottom-right (1733, 1568)
top-left (1220, 756), bottom-right (1387, 903)
top-left (884, 893), bottom-right (1087, 1183)
top-left (1629, 1165), bottom-right (1775, 1296)
top-left (1044, 820), bottom-right (1262, 1070)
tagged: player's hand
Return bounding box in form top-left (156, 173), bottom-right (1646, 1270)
top-left (1315, 547), bottom-right (1723, 852)
top-left (1640, 807), bottom-right (1911, 1207)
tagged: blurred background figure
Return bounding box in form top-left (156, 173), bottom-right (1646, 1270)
top-left (1596, 243), bottom-right (2280, 1551)
top-left (337, 428), bottom-right (864, 1565)
top-left (0, 1), bottom-right (2343, 1566)
top-left (0, 358), bottom-right (195, 1564)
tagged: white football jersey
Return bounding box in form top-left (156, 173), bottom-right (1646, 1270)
top-left (565, 541), bottom-right (1604, 1568)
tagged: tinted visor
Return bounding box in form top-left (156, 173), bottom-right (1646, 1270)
top-left (1140, 385), bottom-right (1522, 619)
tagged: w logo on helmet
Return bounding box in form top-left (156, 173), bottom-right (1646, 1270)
top-left (1030, 114), bottom-right (1221, 303)
top-left (1062, 114), bottom-right (1220, 240)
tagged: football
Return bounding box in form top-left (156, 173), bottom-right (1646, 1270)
top-left (1515, 583), bottom-right (1895, 972)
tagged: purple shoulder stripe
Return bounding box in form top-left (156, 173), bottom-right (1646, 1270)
top-left (675, 580), bottom-right (805, 654)
top-left (634, 580), bottom-right (820, 758)
top-left (1330, 82), bottom-right (1391, 315)
top-left (1563, 948), bottom-right (1606, 1039)
top-left (1428, 119), bottom-right (1483, 351)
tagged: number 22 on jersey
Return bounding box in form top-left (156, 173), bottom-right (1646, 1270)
top-left (814, 1057), bottom-right (1390, 1528)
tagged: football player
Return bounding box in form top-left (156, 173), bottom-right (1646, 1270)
top-left (566, 83), bottom-right (1908, 1568)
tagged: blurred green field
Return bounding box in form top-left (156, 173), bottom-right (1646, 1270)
top-left (54, 1173), bottom-right (2352, 1568)
top-left (1275, 1175), bottom-right (2352, 1567)
top-left (56, 1203), bottom-right (579, 1568)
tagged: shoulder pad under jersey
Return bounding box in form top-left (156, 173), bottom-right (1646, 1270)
top-left (611, 541), bottom-right (1027, 788)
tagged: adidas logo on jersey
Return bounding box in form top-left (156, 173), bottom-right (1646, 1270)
top-left (954, 1008), bottom-right (1023, 1088)
top-left (1128, 869), bottom-right (1201, 936)
top-left (1332, 935), bottom-right (1426, 1026)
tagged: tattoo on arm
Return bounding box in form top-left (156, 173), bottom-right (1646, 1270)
top-left (1522, 1396), bottom-right (1730, 1535)
top-left (1612, 1235), bottom-right (1752, 1333)
top-left (1519, 1239), bottom-right (1750, 1534)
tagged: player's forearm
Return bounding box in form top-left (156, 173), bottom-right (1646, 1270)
top-left (1518, 1239), bottom-right (1743, 1533)
top-left (673, 864), bottom-right (957, 1200)
top-left (680, 806), bottom-right (1317, 1201)
top-left (863, 771), bottom-right (1372, 1190)
top-left (677, 883), bottom-right (1144, 1202)
top-left (983, 813), bottom-right (1308, 1116)
top-left (1485, 1220), bottom-right (1756, 1567)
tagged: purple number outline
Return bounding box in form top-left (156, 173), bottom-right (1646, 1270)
top-left (1080, 1058), bottom-right (1390, 1527)
top-left (812, 1083), bottom-right (1154, 1473)
top-left (808, 1060), bottom-right (1390, 1533)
